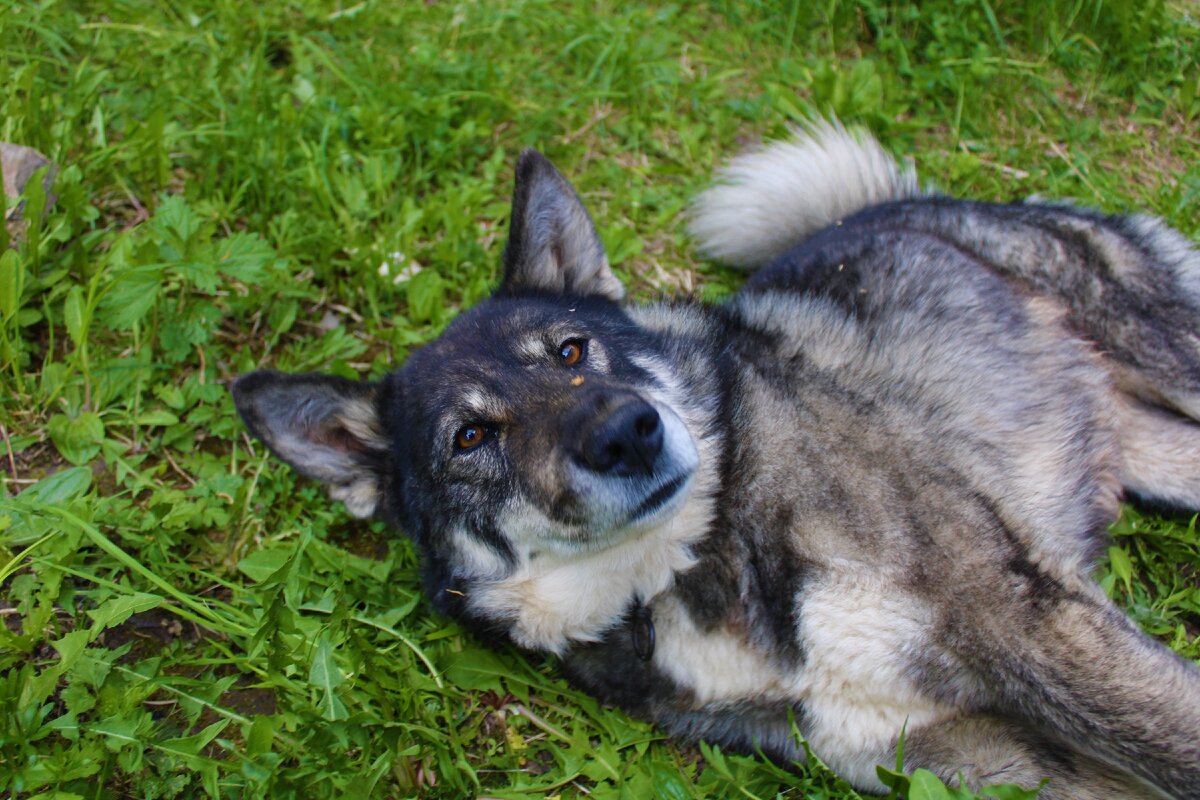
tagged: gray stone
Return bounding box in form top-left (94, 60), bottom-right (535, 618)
top-left (2, 142), bottom-right (56, 221)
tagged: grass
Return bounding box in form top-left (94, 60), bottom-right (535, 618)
top-left (1, 0), bottom-right (1198, 797)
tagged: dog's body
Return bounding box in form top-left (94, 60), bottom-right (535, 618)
top-left (233, 124), bottom-right (1200, 798)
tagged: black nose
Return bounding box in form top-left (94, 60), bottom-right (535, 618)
top-left (580, 400), bottom-right (664, 476)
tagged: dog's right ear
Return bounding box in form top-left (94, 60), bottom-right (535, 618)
top-left (231, 371), bottom-right (390, 518)
top-left (498, 149), bottom-right (625, 302)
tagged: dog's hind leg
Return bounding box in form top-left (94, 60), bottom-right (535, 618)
top-left (903, 714), bottom-right (1168, 799)
top-left (963, 590), bottom-right (1200, 799)
top-left (1117, 397), bottom-right (1200, 511)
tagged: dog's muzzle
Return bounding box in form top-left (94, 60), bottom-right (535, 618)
top-left (540, 387), bottom-right (699, 544)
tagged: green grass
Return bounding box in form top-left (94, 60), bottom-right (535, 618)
top-left (1, 0), bottom-right (1198, 797)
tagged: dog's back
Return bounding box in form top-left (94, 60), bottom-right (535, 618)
top-left (679, 124), bottom-right (1200, 797)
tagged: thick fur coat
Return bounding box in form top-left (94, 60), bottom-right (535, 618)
top-left (234, 123), bottom-right (1200, 798)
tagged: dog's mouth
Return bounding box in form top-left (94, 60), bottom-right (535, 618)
top-left (627, 472), bottom-right (691, 525)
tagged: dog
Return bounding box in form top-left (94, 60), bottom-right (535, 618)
top-left (232, 122), bottom-right (1200, 799)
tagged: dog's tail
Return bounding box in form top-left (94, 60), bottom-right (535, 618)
top-left (688, 119), bottom-right (920, 268)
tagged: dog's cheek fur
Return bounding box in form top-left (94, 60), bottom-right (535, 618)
top-left (382, 399), bottom-right (520, 590)
top-left (408, 477), bottom-right (522, 571)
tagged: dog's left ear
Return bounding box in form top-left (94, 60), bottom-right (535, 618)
top-left (498, 149), bottom-right (624, 301)
top-left (231, 371), bottom-right (390, 518)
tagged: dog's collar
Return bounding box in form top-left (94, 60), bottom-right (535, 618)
top-left (631, 599), bottom-right (655, 662)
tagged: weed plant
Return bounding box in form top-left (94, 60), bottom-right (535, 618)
top-left (1, 1), bottom-right (1197, 798)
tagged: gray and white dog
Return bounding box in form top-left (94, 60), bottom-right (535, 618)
top-left (233, 122), bottom-right (1200, 798)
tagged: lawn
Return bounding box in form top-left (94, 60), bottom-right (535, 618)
top-left (2, 1), bottom-right (1199, 798)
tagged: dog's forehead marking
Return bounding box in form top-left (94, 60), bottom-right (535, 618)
top-left (457, 386), bottom-right (504, 419)
top-left (515, 333), bottom-right (548, 362)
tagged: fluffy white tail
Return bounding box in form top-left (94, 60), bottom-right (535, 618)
top-left (688, 119), bottom-right (920, 268)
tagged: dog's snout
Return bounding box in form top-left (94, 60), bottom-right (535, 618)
top-left (580, 400), bottom-right (663, 476)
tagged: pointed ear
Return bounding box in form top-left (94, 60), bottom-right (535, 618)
top-left (499, 149), bottom-right (624, 301)
top-left (231, 370), bottom-right (390, 518)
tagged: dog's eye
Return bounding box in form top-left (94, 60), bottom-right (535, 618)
top-left (455, 424), bottom-right (490, 451)
top-left (559, 338), bottom-right (587, 366)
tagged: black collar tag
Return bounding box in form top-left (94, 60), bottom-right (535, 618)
top-left (631, 601), bottom-right (655, 662)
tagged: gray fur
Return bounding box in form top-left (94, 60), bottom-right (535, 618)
top-left (234, 125), bottom-right (1200, 799)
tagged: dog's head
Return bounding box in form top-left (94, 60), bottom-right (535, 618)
top-left (232, 151), bottom-right (703, 602)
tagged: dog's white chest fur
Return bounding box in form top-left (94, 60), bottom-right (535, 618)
top-left (466, 502), bottom-right (709, 653)
top-left (653, 574), bottom-right (955, 791)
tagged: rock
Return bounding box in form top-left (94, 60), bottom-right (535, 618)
top-left (2, 142), bottom-right (56, 244)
